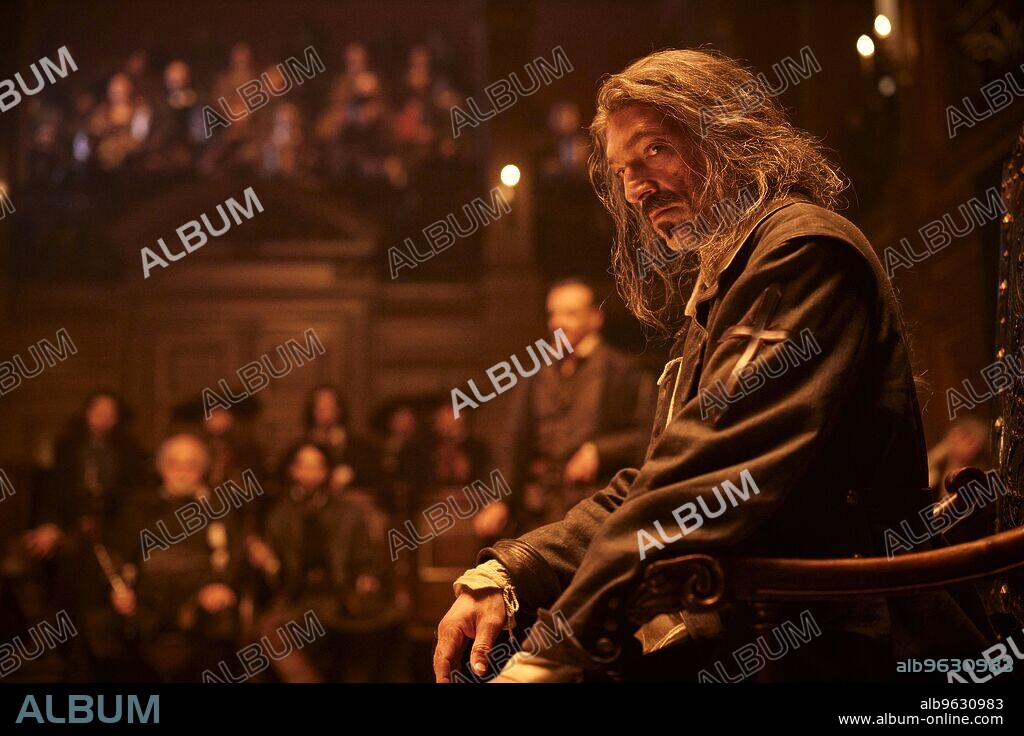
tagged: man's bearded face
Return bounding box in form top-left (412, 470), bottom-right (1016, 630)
top-left (604, 105), bottom-right (702, 250)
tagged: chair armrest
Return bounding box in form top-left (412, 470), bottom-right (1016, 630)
top-left (631, 525), bottom-right (1024, 625)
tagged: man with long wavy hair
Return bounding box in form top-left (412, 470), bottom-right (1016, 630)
top-left (432, 48), bottom-right (987, 682)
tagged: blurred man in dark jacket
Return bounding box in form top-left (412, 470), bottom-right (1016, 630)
top-left (27, 391), bottom-right (147, 561)
top-left (252, 442), bottom-right (395, 681)
top-left (301, 385), bottom-right (384, 506)
top-left (482, 278), bottom-right (654, 537)
top-left (433, 48), bottom-right (989, 683)
top-left (23, 391), bottom-right (147, 679)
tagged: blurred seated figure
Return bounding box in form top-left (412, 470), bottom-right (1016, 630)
top-left (145, 60), bottom-right (202, 172)
top-left (392, 95), bottom-right (435, 175)
top-left (377, 401), bottom-right (421, 482)
top-left (425, 400), bottom-right (491, 488)
top-left (201, 406), bottom-right (266, 492)
top-left (315, 49), bottom-right (358, 178)
top-left (199, 42), bottom-right (258, 176)
top-left (424, 401), bottom-right (498, 544)
top-left (324, 41), bottom-right (372, 121)
top-left (109, 434), bottom-right (244, 682)
top-left (392, 44), bottom-right (466, 188)
top-left (0, 463), bottom-right (56, 677)
top-left (21, 391), bottom-right (147, 679)
top-left (540, 100), bottom-right (590, 178)
top-left (334, 71), bottom-right (391, 188)
top-left (172, 398), bottom-right (270, 527)
top-left (27, 391), bottom-right (147, 564)
top-left (87, 73), bottom-right (152, 172)
top-left (212, 41), bottom-right (257, 116)
top-left (68, 90), bottom-right (98, 178)
top-left (260, 100), bottom-right (304, 178)
top-left (375, 400), bottom-right (424, 521)
top-left (301, 385), bottom-right (383, 504)
top-left (250, 442), bottom-right (397, 682)
top-left (316, 41), bottom-right (391, 188)
top-left (27, 96), bottom-right (69, 186)
top-left (121, 49), bottom-right (162, 109)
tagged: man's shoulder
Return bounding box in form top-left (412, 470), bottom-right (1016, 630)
top-left (753, 201), bottom-right (872, 253)
top-left (750, 201), bottom-right (878, 266)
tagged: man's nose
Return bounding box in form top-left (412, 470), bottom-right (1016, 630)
top-left (623, 170), bottom-right (656, 206)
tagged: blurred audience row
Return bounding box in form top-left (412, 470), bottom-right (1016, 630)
top-left (26, 42), bottom-right (591, 190)
top-left (3, 385), bottom-right (497, 683)
top-left (29, 41), bottom-right (469, 188)
top-left (1, 280), bottom-right (661, 682)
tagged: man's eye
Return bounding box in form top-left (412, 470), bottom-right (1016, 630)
top-left (648, 144), bottom-right (663, 156)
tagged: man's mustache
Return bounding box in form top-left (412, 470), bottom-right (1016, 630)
top-left (641, 192), bottom-right (684, 218)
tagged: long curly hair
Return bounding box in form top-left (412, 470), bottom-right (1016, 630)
top-left (588, 47), bottom-right (847, 337)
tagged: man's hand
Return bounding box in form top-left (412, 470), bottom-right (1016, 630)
top-left (433, 588), bottom-right (507, 682)
top-left (472, 501), bottom-right (509, 538)
top-left (563, 442), bottom-right (600, 485)
top-left (197, 583), bottom-right (237, 613)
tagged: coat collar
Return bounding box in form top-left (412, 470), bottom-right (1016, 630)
top-left (683, 198), bottom-right (805, 318)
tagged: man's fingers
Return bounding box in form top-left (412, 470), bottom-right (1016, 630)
top-left (469, 617), bottom-right (505, 677)
top-left (433, 622), bottom-right (466, 683)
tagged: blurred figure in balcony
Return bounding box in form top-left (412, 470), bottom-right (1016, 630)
top-left (541, 100), bottom-right (590, 178)
top-left (88, 73), bottom-right (152, 172)
top-left (146, 60), bottom-right (202, 172)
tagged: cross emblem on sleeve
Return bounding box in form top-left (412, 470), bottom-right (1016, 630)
top-left (716, 284), bottom-right (792, 398)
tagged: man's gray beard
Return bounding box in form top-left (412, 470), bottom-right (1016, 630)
top-left (654, 220), bottom-right (738, 285)
top-left (687, 233), bottom-right (739, 285)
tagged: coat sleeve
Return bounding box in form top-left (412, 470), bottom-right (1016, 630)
top-left (485, 237), bottom-right (880, 649)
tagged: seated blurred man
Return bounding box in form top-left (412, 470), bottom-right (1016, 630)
top-left (376, 401), bottom-right (423, 520)
top-left (301, 385), bottom-right (384, 506)
top-left (251, 442), bottom-right (395, 682)
top-left (486, 278), bottom-right (654, 536)
top-left (23, 391), bottom-right (147, 679)
top-left (26, 391), bottom-right (146, 562)
top-left (428, 401), bottom-right (491, 488)
top-left (110, 434), bottom-right (243, 682)
top-left (199, 405), bottom-right (269, 529)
